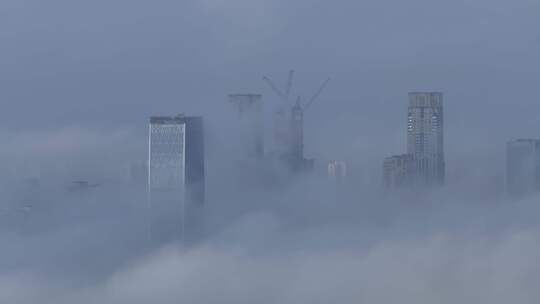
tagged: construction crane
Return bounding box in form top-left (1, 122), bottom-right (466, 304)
top-left (263, 75), bottom-right (287, 102)
top-left (303, 77), bottom-right (331, 112)
top-left (285, 70), bottom-right (295, 99)
top-left (263, 69), bottom-right (330, 112)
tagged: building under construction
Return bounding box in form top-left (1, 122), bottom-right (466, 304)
top-left (263, 70), bottom-right (329, 174)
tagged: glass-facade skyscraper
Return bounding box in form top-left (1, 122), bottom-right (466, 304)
top-left (148, 114), bottom-right (205, 244)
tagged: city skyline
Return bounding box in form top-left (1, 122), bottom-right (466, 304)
top-left (1, 0), bottom-right (540, 302)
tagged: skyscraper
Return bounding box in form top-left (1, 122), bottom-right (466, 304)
top-left (506, 139), bottom-right (540, 197)
top-left (182, 116), bottom-right (205, 243)
top-left (407, 92), bottom-right (445, 186)
top-left (228, 94), bottom-right (264, 159)
top-left (148, 114), bottom-right (205, 244)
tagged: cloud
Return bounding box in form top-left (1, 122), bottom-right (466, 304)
top-left (0, 126), bottom-right (143, 181)
top-left (2, 222), bottom-right (540, 304)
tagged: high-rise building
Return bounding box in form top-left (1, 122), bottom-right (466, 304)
top-left (383, 154), bottom-right (415, 189)
top-left (182, 116), bottom-right (205, 244)
top-left (407, 92), bottom-right (445, 186)
top-left (277, 99), bottom-right (314, 174)
top-left (228, 94), bottom-right (264, 159)
top-left (506, 139), bottom-right (540, 197)
top-left (148, 114), bottom-right (205, 244)
top-left (383, 92), bottom-right (445, 190)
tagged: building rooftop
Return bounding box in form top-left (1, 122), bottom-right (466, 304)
top-left (150, 114), bottom-right (202, 124)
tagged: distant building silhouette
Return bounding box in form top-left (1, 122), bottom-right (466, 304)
top-left (506, 139), bottom-right (540, 197)
top-left (228, 94), bottom-right (264, 159)
top-left (148, 114), bottom-right (205, 245)
top-left (328, 160), bottom-right (347, 182)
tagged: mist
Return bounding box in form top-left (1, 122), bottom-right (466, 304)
top-left (2, 0), bottom-right (540, 303)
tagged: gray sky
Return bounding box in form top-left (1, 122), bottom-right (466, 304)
top-left (2, 0), bottom-right (540, 172)
top-left (1, 0), bottom-right (539, 125)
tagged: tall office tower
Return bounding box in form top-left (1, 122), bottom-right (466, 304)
top-left (228, 94), bottom-right (264, 159)
top-left (148, 114), bottom-right (205, 244)
top-left (506, 139), bottom-right (540, 197)
top-left (407, 92), bottom-right (445, 186)
top-left (383, 154), bottom-right (415, 189)
top-left (328, 160), bottom-right (347, 181)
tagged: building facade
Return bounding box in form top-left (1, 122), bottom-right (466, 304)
top-left (149, 116), bottom-right (185, 192)
top-left (506, 139), bottom-right (540, 197)
top-left (148, 114), bottom-right (205, 244)
top-left (383, 154), bottom-right (415, 189)
top-left (407, 92), bottom-right (445, 186)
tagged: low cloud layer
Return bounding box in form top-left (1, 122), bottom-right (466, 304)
top-left (2, 202), bottom-right (540, 304)
top-left (0, 108), bottom-right (537, 304)
top-left (1, 123), bottom-right (539, 303)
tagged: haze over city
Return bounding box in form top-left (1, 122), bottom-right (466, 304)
top-left (1, 0), bottom-right (540, 303)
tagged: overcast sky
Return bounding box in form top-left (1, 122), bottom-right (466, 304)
top-left (1, 0), bottom-right (539, 124)
top-left (1, 0), bottom-right (539, 173)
